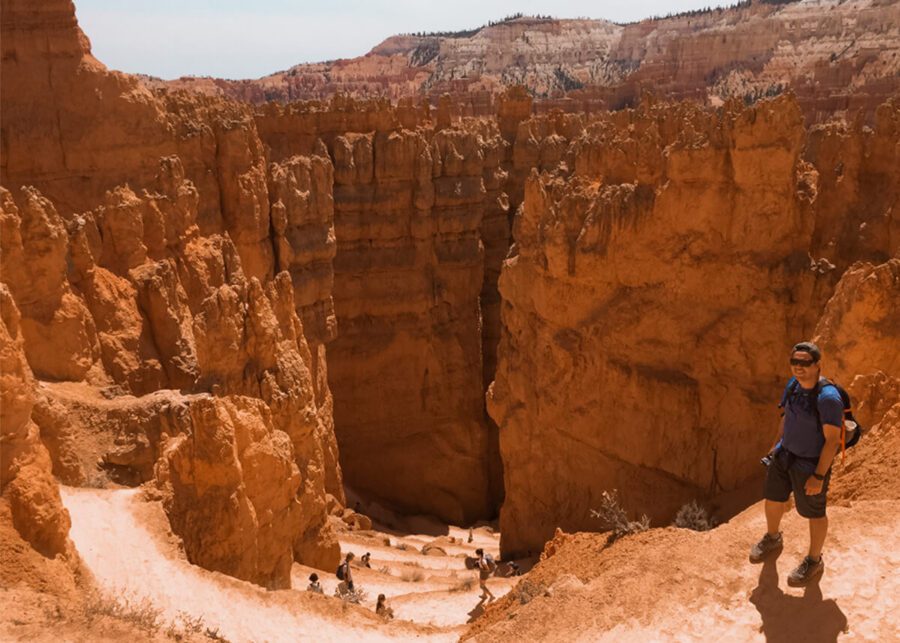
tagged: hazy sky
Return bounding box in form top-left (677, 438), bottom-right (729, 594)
top-left (75, 1), bottom-right (736, 80)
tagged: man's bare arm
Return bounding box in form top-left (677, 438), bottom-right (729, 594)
top-left (815, 423), bottom-right (842, 476)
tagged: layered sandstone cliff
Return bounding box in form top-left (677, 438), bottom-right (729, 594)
top-left (1, 0), bottom-right (344, 588)
top-left (0, 285), bottom-right (72, 560)
top-left (152, 1), bottom-right (899, 123)
top-left (486, 95), bottom-right (893, 556)
top-left (252, 99), bottom-right (506, 522)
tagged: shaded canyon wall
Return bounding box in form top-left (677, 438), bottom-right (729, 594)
top-left (254, 101), bottom-right (509, 523)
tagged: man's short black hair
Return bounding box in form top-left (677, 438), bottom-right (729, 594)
top-left (792, 341), bottom-right (821, 362)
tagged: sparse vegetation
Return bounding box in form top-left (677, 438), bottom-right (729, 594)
top-left (674, 500), bottom-right (716, 531)
top-left (403, 13), bottom-right (556, 40)
top-left (377, 565), bottom-right (391, 575)
top-left (401, 568), bottom-right (426, 582)
top-left (553, 67), bottom-right (584, 91)
top-left (335, 585), bottom-right (368, 605)
top-left (589, 489), bottom-right (650, 542)
top-left (615, 1), bottom-right (754, 26)
top-left (394, 542), bottom-right (410, 551)
top-left (742, 82), bottom-right (786, 106)
top-left (514, 578), bottom-right (546, 605)
top-left (165, 611), bottom-right (206, 640)
top-left (82, 591), bottom-right (161, 634)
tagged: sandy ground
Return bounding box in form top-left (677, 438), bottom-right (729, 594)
top-left (463, 498), bottom-right (900, 641)
top-left (60, 486), bottom-right (514, 642)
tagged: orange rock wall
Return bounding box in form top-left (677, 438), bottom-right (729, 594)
top-left (254, 100), bottom-right (507, 523)
top-left (488, 96), bottom-right (836, 556)
top-left (0, 285), bottom-right (72, 559)
top-left (0, 0), bottom-right (344, 587)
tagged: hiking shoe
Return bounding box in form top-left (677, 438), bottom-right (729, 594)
top-left (787, 555), bottom-right (824, 587)
top-left (749, 532), bottom-right (783, 563)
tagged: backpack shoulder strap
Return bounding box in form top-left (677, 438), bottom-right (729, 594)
top-left (780, 378), bottom-right (799, 410)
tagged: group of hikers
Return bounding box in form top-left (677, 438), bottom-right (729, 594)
top-left (304, 540), bottom-right (517, 618)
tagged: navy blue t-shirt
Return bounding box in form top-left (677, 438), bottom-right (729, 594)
top-left (780, 378), bottom-right (844, 462)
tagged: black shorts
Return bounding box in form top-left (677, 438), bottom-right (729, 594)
top-left (763, 450), bottom-right (830, 519)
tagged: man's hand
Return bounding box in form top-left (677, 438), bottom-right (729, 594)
top-left (805, 476), bottom-right (824, 496)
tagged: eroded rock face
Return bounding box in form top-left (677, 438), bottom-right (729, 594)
top-left (806, 100), bottom-right (900, 271)
top-left (1, 158), bottom-right (341, 586)
top-left (488, 96), bottom-right (832, 556)
top-left (325, 123), bottom-right (500, 524)
top-left (155, 396), bottom-right (304, 588)
top-left (815, 258), bottom-right (900, 504)
top-left (0, 285), bottom-right (72, 559)
top-left (250, 98), bottom-right (509, 523)
top-left (0, 0), bottom-right (348, 586)
top-left (814, 258), bottom-right (900, 421)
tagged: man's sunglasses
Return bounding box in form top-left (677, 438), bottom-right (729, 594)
top-left (790, 357), bottom-right (816, 367)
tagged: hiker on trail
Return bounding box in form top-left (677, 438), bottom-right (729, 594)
top-left (468, 527), bottom-right (474, 544)
top-left (307, 573), bottom-right (324, 594)
top-left (375, 594), bottom-right (394, 620)
top-left (751, 342), bottom-right (844, 586)
top-left (361, 552), bottom-right (372, 568)
top-left (336, 552), bottom-right (355, 594)
top-left (475, 548), bottom-right (496, 602)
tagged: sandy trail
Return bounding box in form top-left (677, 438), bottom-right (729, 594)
top-left (62, 486), bottom-right (515, 640)
top-left (294, 523), bottom-right (515, 629)
top-left (61, 487), bottom-right (457, 642)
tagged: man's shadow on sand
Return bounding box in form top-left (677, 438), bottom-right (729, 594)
top-left (750, 555), bottom-right (848, 643)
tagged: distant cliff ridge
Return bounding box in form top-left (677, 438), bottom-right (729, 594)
top-left (146, 0), bottom-right (900, 123)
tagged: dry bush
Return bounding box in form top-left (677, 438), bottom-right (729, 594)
top-left (382, 537), bottom-right (392, 547)
top-left (402, 560), bottom-right (423, 568)
top-left (450, 577), bottom-right (475, 592)
top-left (335, 585), bottom-right (367, 604)
top-left (83, 591), bottom-right (161, 633)
top-left (165, 611), bottom-right (206, 640)
top-left (204, 627), bottom-right (231, 642)
top-left (674, 500), bottom-right (716, 531)
top-left (377, 565), bottom-right (390, 575)
top-left (589, 489), bottom-right (650, 542)
top-left (394, 542), bottom-right (410, 551)
top-left (400, 568), bottom-right (425, 583)
top-left (515, 578), bottom-right (546, 605)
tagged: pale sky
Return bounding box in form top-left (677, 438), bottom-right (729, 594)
top-left (75, 0), bottom-right (738, 80)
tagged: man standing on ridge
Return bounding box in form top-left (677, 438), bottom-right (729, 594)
top-left (750, 341), bottom-right (844, 586)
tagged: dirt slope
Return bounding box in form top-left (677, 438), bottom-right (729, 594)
top-left (464, 407), bottom-right (900, 641)
top-left (59, 486), bottom-right (516, 641)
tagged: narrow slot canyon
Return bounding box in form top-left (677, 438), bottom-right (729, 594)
top-left (2, 1), bottom-right (899, 641)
